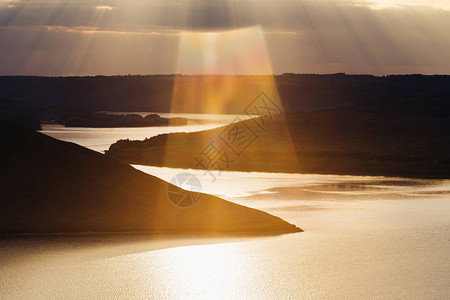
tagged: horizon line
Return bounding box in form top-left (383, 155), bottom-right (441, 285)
top-left (1, 73), bottom-right (449, 78)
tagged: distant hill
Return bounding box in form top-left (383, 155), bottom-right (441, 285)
top-left (106, 99), bottom-right (450, 179)
top-left (0, 74), bottom-right (449, 116)
top-left (0, 120), bottom-right (301, 234)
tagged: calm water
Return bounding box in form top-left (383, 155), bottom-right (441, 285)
top-left (2, 115), bottom-right (449, 299)
top-left (41, 112), bottom-right (252, 152)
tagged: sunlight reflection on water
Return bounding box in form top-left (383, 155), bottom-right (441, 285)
top-left (3, 166), bottom-right (448, 299)
top-left (40, 112), bottom-right (252, 152)
top-left (14, 123), bottom-right (447, 299)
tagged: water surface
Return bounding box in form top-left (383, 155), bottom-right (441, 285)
top-left (41, 112), bottom-right (251, 152)
top-left (3, 116), bottom-right (448, 299)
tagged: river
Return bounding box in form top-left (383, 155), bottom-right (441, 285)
top-left (0, 113), bottom-right (448, 299)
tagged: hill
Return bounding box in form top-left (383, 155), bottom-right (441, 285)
top-left (106, 98), bottom-right (450, 178)
top-left (1, 74), bottom-right (449, 115)
top-left (0, 120), bottom-right (301, 234)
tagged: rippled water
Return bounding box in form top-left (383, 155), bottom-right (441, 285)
top-left (2, 116), bottom-right (448, 299)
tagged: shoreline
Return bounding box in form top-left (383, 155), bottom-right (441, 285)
top-left (0, 229), bottom-right (301, 238)
top-left (130, 161), bottom-right (450, 180)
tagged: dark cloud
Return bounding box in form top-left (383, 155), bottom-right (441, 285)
top-left (0, 0), bottom-right (449, 75)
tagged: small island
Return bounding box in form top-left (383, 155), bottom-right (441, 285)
top-left (64, 112), bottom-right (188, 127)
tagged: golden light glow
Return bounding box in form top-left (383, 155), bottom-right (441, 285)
top-left (176, 26), bottom-right (273, 75)
top-left (152, 242), bottom-right (250, 299)
top-left (160, 26), bottom-right (298, 174)
top-left (96, 5), bottom-right (114, 11)
top-left (171, 26), bottom-right (279, 114)
top-left (2, 0), bottom-right (450, 75)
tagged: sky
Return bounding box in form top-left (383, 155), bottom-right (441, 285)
top-left (0, 0), bottom-right (449, 75)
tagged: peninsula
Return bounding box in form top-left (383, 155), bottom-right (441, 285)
top-left (0, 120), bottom-right (301, 234)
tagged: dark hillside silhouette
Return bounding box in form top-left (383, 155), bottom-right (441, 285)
top-left (0, 120), bottom-right (300, 234)
top-left (106, 98), bottom-right (450, 178)
top-left (0, 74), bottom-right (449, 118)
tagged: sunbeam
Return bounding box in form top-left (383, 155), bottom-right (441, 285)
top-left (154, 26), bottom-right (299, 189)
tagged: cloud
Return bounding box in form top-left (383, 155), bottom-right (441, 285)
top-left (0, 0), bottom-right (449, 75)
top-left (343, 0), bottom-right (450, 10)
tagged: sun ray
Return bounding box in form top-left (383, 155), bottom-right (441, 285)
top-left (155, 26), bottom-right (299, 195)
